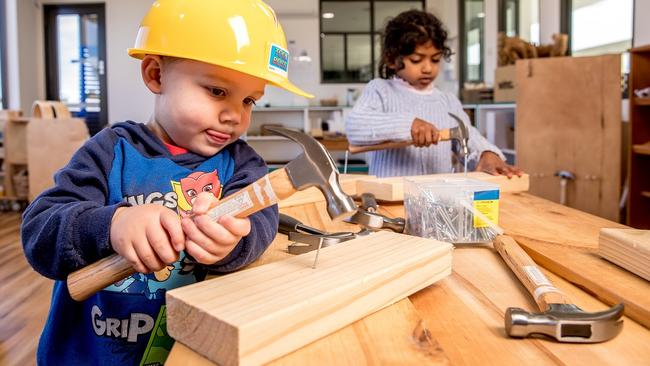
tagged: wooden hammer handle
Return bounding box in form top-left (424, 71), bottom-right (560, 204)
top-left (493, 235), bottom-right (572, 311)
top-left (67, 168), bottom-right (296, 301)
top-left (348, 128), bottom-right (451, 154)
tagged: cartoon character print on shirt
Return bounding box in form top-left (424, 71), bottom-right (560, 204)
top-left (105, 171), bottom-right (221, 299)
top-left (171, 170), bottom-right (222, 217)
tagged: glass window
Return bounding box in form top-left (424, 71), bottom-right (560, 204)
top-left (373, 1), bottom-right (422, 31)
top-left (500, 0), bottom-right (539, 43)
top-left (320, 0), bottom-right (424, 83)
top-left (570, 0), bottom-right (633, 56)
top-left (462, 0), bottom-right (485, 83)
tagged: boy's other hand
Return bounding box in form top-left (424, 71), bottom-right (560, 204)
top-left (110, 205), bottom-right (184, 274)
top-left (476, 151), bottom-right (523, 178)
top-left (411, 118), bottom-right (441, 147)
top-left (181, 192), bottom-right (252, 265)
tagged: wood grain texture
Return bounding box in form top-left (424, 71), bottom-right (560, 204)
top-left (599, 228), bottom-right (650, 282)
top-left (411, 245), bottom-right (650, 365)
top-left (515, 55), bottom-right (621, 221)
top-left (355, 172), bottom-right (530, 201)
top-left (0, 213), bottom-right (53, 365)
top-left (493, 235), bottom-right (571, 310)
top-left (166, 231), bottom-right (452, 366)
top-left (167, 299), bottom-right (450, 366)
top-left (277, 174), bottom-right (368, 209)
top-left (499, 193), bottom-right (650, 329)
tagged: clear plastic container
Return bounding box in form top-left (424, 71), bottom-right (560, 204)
top-left (404, 177), bottom-right (500, 243)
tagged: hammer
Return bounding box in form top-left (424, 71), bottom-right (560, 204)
top-left (347, 112), bottom-right (470, 162)
top-left (493, 235), bottom-right (624, 343)
top-left (67, 127), bottom-right (357, 301)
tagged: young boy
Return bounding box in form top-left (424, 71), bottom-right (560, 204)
top-left (346, 10), bottom-right (521, 178)
top-left (21, 1), bottom-right (312, 364)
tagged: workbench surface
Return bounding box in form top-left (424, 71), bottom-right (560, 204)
top-left (166, 192), bottom-right (650, 365)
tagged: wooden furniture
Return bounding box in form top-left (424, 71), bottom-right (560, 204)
top-left (0, 110), bottom-right (28, 200)
top-left (167, 231), bottom-right (452, 366)
top-left (355, 172), bottom-right (529, 202)
top-left (599, 228), bottom-right (650, 282)
top-left (516, 55), bottom-right (622, 221)
top-left (26, 101), bottom-right (88, 200)
top-left (166, 192), bottom-right (650, 365)
top-left (629, 45), bottom-right (650, 228)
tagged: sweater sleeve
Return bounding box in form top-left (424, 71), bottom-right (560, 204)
top-left (204, 142), bottom-right (279, 273)
top-left (345, 79), bottom-right (417, 145)
top-left (445, 93), bottom-right (506, 161)
top-left (21, 129), bottom-right (129, 280)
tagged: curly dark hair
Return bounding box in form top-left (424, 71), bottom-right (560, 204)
top-left (378, 10), bottom-right (453, 79)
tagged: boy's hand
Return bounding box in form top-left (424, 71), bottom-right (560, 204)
top-left (110, 205), bottom-right (185, 274)
top-left (181, 192), bottom-right (251, 265)
top-left (411, 118), bottom-right (441, 147)
top-left (476, 151), bottom-right (523, 178)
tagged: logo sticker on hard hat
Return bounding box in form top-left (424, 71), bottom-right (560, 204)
top-left (268, 43), bottom-right (289, 77)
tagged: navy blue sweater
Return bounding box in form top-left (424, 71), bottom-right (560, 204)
top-left (21, 121), bottom-right (278, 365)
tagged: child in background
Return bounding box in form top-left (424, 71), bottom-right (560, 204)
top-left (346, 10), bottom-right (521, 178)
top-left (21, 1), bottom-right (312, 364)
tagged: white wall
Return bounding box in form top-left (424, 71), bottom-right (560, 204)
top-left (634, 0), bottom-right (650, 47)
top-left (539, 0), bottom-right (561, 45)
top-left (7, 0), bottom-right (648, 122)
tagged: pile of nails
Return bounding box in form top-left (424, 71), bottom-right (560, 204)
top-left (404, 190), bottom-right (497, 244)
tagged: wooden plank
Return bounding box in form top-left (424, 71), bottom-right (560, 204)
top-left (277, 174), bottom-right (370, 208)
top-left (166, 231), bottom-right (452, 366)
top-left (599, 228), bottom-right (650, 282)
top-left (498, 192), bottom-right (650, 329)
top-left (167, 299), bottom-right (450, 366)
top-left (516, 55), bottom-right (622, 221)
top-left (632, 142), bottom-right (650, 155)
top-left (355, 172), bottom-right (529, 202)
top-left (411, 245), bottom-right (650, 365)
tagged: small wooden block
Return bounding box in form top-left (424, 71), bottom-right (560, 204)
top-left (278, 174), bottom-right (371, 208)
top-left (356, 172), bottom-right (530, 202)
top-left (599, 228), bottom-right (650, 282)
top-left (166, 231), bottom-right (452, 366)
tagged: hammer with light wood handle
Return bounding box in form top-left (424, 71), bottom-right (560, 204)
top-left (493, 235), bottom-right (624, 343)
top-left (67, 127), bottom-right (357, 301)
top-left (347, 112), bottom-right (469, 155)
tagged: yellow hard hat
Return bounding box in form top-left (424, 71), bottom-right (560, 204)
top-left (128, 0), bottom-right (313, 98)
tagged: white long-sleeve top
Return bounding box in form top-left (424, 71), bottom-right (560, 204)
top-left (345, 78), bottom-right (505, 177)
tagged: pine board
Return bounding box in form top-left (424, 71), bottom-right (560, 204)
top-left (599, 228), bottom-right (650, 282)
top-left (515, 55), bottom-right (622, 221)
top-left (166, 231), bottom-right (452, 366)
top-left (277, 174), bottom-right (371, 208)
top-left (355, 172), bottom-right (529, 202)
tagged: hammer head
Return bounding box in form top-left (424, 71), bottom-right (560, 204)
top-left (505, 303), bottom-right (624, 343)
top-left (266, 126), bottom-right (357, 220)
top-left (447, 112), bottom-right (470, 160)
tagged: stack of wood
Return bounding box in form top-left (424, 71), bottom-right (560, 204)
top-left (599, 228), bottom-right (650, 282)
top-left (498, 32), bottom-right (569, 66)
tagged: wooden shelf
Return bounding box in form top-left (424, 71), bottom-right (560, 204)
top-left (634, 97), bottom-right (650, 106)
top-left (633, 142), bottom-right (650, 155)
top-left (631, 44), bottom-right (650, 54)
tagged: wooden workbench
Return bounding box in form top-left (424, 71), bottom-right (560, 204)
top-left (166, 192), bottom-right (650, 365)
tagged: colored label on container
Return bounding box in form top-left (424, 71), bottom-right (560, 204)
top-left (473, 190), bottom-right (499, 228)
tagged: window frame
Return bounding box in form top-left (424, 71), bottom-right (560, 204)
top-left (0, 0), bottom-right (9, 109)
top-left (458, 0), bottom-right (485, 89)
top-left (497, 0), bottom-right (519, 36)
top-left (561, 0), bottom-right (635, 57)
top-left (319, 0), bottom-right (425, 84)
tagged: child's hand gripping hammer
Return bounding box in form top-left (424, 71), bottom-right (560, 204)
top-left (66, 127), bottom-right (357, 301)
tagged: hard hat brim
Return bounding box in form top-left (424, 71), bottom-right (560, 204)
top-left (128, 48), bottom-right (314, 99)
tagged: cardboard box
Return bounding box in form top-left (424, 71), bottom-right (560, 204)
top-left (494, 65), bottom-right (516, 102)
